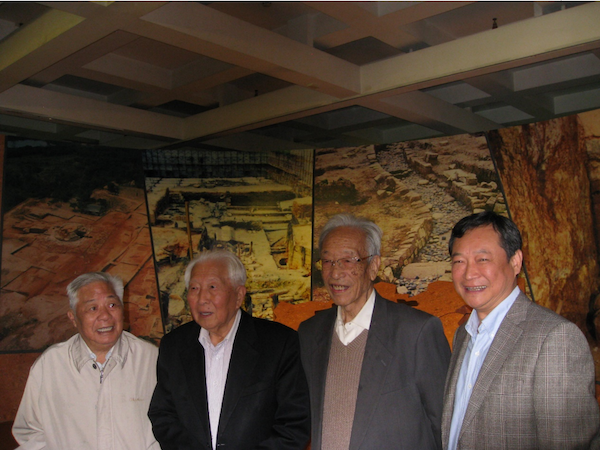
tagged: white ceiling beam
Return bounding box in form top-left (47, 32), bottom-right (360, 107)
top-left (181, 85), bottom-right (338, 140)
top-left (28, 31), bottom-right (140, 86)
top-left (0, 2), bottom-right (166, 93)
top-left (361, 2), bottom-right (600, 97)
top-left (137, 2), bottom-right (361, 98)
top-left (0, 8), bottom-right (84, 91)
top-left (0, 84), bottom-right (183, 140)
top-left (174, 4), bottom-right (600, 141)
top-left (84, 53), bottom-right (173, 90)
top-left (308, 1), bottom-right (473, 48)
top-left (68, 66), bottom-right (220, 109)
top-left (360, 91), bottom-right (499, 136)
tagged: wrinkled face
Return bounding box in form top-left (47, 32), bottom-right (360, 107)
top-left (451, 225), bottom-right (523, 321)
top-left (68, 281), bottom-right (124, 360)
top-left (320, 226), bottom-right (380, 322)
top-left (187, 259), bottom-right (245, 345)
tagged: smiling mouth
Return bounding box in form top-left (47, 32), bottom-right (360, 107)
top-left (97, 326), bottom-right (114, 333)
top-left (330, 284), bottom-right (348, 292)
top-left (465, 286), bottom-right (487, 292)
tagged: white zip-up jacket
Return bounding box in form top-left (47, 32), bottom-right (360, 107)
top-left (13, 331), bottom-right (160, 450)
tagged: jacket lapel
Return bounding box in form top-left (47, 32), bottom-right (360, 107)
top-left (308, 306), bottom-right (336, 448)
top-left (442, 325), bottom-right (470, 446)
top-left (459, 293), bottom-right (528, 437)
top-left (179, 323), bottom-right (212, 443)
top-left (217, 311), bottom-right (260, 434)
top-left (350, 294), bottom-right (394, 450)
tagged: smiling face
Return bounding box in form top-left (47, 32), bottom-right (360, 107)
top-left (67, 281), bottom-right (124, 363)
top-left (451, 224), bottom-right (523, 321)
top-left (187, 259), bottom-right (246, 345)
top-left (320, 226), bottom-right (380, 322)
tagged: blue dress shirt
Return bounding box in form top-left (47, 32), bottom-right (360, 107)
top-left (447, 286), bottom-right (520, 450)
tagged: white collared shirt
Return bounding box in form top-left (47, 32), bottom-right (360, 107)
top-left (199, 309), bottom-right (242, 450)
top-left (85, 342), bottom-right (114, 370)
top-left (335, 289), bottom-right (376, 345)
top-left (447, 285), bottom-right (520, 450)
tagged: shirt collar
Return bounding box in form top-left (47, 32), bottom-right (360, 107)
top-left (70, 332), bottom-right (128, 372)
top-left (199, 309), bottom-right (242, 349)
top-left (335, 288), bottom-right (376, 331)
top-left (465, 285), bottom-right (520, 338)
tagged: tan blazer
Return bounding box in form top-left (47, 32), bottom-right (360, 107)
top-left (442, 293), bottom-right (600, 450)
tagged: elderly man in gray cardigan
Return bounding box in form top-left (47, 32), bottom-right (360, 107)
top-left (299, 213), bottom-right (451, 450)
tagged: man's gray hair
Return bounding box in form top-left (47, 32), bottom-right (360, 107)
top-left (67, 272), bottom-right (124, 310)
top-left (184, 249), bottom-right (247, 288)
top-left (319, 213), bottom-right (382, 257)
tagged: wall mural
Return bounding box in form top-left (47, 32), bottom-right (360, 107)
top-left (3, 112), bottom-right (600, 425)
top-left (310, 135), bottom-right (508, 342)
top-left (2, 130), bottom-right (568, 352)
top-left (0, 134), bottom-right (508, 352)
top-left (143, 148), bottom-right (314, 333)
top-left (0, 141), bottom-right (163, 352)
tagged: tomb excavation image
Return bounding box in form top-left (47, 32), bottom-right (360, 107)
top-left (144, 149), bottom-right (314, 332)
top-left (313, 135), bottom-right (506, 299)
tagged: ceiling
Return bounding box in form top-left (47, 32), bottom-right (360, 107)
top-left (1, 1), bottom-right (600, 151)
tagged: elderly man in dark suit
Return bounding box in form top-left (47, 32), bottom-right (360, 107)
top-left (148, 249), bottom-right (310, 450)
top-left (442, 211), bottom-right (600, 450)
top-left (298, 213), bottom-right (451, 450)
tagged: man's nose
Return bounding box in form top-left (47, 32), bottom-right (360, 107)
top-left (198, 289), bottom-right (210, 303)
top-left (464, 261), bottom-right (478, 279)
top-left (98, 305), bottom-right (111, 319)
top-left (329, 264), bottom-right (345, 278)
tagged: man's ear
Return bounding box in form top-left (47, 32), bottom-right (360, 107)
top-left (368, 255), bottom-right (381, 281)
top-left (510, 249), bottom-right (523, 276)
top-left (67, 310), bottom-right (78, 329)
top-left (236, 286), bottom-right (247, 308)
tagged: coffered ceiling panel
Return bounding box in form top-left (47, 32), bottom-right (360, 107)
top-left (0, 1), bottom-right (599, 150)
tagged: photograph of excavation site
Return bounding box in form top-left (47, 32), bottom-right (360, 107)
top-left (144, 148), bottom-right (314, 332)
top-left (4, 109), bottom-right (600, 353)
top-left (4, 110), bottom-right (600, 426)
top-left (0, 143), bottom-right (162, 352)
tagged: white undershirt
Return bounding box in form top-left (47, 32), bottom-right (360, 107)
top-left (199, 309), bottom-right (241, 450)
top-left (334, 289), bottom-right (376, 345)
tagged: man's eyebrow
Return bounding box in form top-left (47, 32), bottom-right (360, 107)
top-left (452, 248), bottom-right (491, 257)
top-left (81, 294), bottom-right (118, 302)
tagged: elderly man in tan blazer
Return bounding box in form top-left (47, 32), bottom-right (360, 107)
top-left (442, 211), bottom-right (600, 450)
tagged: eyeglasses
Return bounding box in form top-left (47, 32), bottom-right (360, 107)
top-left (315, 255), bottom-right (373, 271)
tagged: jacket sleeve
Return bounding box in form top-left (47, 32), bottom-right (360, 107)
top-left (533, 321), bottom-right (600, 449)
top-left (254, 329), bottom-right (311, 450)
top-left (148, 340), bottom-right (200, 450)
top-left (12, 357), bottom-right (47, 450)
top-left (415, 315), bottom-right (451, 450)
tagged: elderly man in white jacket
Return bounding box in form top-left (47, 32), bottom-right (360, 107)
top-left (12, 272), bottom-right (160, 450)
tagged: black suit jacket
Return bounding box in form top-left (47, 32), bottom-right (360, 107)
top-left (298, 293), bottom-right (451, 450)
top-left (148, 310), bottom-right (310, 450)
